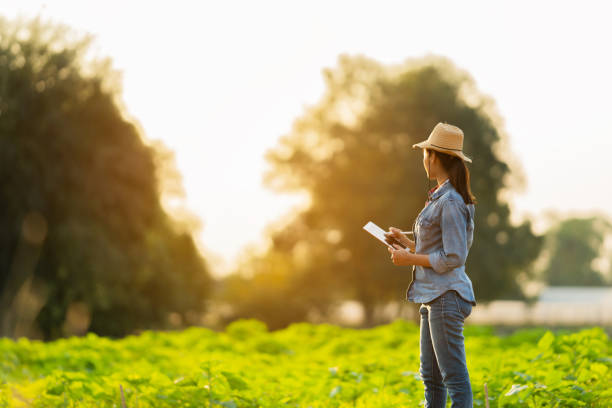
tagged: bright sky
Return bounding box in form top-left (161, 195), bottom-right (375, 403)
top-left (2, 1), bottom-right (611, 277)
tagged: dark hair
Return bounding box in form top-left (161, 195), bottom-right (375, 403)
top-left (427, 148), bottom-right (477, 205)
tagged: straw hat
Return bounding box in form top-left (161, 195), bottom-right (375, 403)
top-left (412, 122), bottom-right (472, 163)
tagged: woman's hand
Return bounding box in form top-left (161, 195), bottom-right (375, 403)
top-left (384, 227), bottom-right (415, 252)
top-left (388, 244), bottom-right (413, 266)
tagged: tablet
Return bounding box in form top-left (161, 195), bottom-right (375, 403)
top-left (362, 221), bottom-right (406, 249)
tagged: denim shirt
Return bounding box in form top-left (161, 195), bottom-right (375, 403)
top-left (406, 180), bottom-right (477, 306)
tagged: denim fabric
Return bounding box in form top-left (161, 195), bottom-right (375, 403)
top-left (406, 180), bottom-right (477, 306)
top-left (419, 289), bottom-right (473, 407)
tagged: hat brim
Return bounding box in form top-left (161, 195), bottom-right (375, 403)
top-left (412, 140), bottom-right (472, 163)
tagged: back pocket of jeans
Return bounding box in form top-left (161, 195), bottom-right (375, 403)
top-left (454, 293), bottom-right (472, 318)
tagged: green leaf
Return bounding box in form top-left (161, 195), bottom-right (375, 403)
top-left (590, 362), bottom-right (608, 377)
top-left (220, 371), bottom-right (248, 391)
top-left (46, 383), bottom-right (64, 396)
top-left (537, 331), bottom-right (555, 350)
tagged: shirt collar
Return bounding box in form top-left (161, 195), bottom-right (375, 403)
top-left (428, 179), bottom-right (451, 202)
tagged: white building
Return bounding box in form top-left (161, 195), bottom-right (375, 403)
top-left (468, 286), bottom-right (612, 326)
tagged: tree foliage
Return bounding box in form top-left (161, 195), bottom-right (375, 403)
top-left (541, 216), bottom-right (611, 286)
top-left (0, 17), bottom-right (213, 339)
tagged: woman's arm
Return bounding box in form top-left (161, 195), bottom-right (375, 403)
top-left (388, 245), bottom-right (432, 267)
top-left (408, 252), bottom-right (432, 267)
top-left (428, 199), bottom-right (468, 274)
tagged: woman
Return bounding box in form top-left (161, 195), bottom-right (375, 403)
top-left (385, 122), bottom-right (477, 408)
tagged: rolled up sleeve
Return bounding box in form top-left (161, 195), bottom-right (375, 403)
top-left (428, 199), bottom-right (468, 274)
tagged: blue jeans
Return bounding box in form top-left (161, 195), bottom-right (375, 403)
top-left (419, 289), bottom-right (473, 407)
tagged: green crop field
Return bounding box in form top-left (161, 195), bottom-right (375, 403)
top-left (1, 319), bottom-right (611, 407)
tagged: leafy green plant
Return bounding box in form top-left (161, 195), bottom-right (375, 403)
top-left (0, 319), bottom-right (610, 407)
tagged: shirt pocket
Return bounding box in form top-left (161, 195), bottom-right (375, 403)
top-left (419, 216), bottom-right (435, 227)
top-left (417, 214), bottom-right (438, 241)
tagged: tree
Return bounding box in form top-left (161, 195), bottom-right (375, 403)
top-left (216, 245), bottom-right (312, 331)
top-left (259, 54), bottom-right (543, 327)
top-left (540, 216), bottom-right (611, 286)
top-left (0, 17), bottom-right (213, 339)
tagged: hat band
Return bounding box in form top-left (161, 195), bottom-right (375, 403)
top-left (429, 143), bottom-right (462, 152)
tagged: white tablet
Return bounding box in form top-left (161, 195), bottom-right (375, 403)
top-left (362, 221), bottom-right (405, 249)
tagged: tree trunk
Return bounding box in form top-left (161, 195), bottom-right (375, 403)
top-left (361, 301), bottom-right (378, 328)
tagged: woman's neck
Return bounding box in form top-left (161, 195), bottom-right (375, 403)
top-left (436, 175), bottom-right (449, 186)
